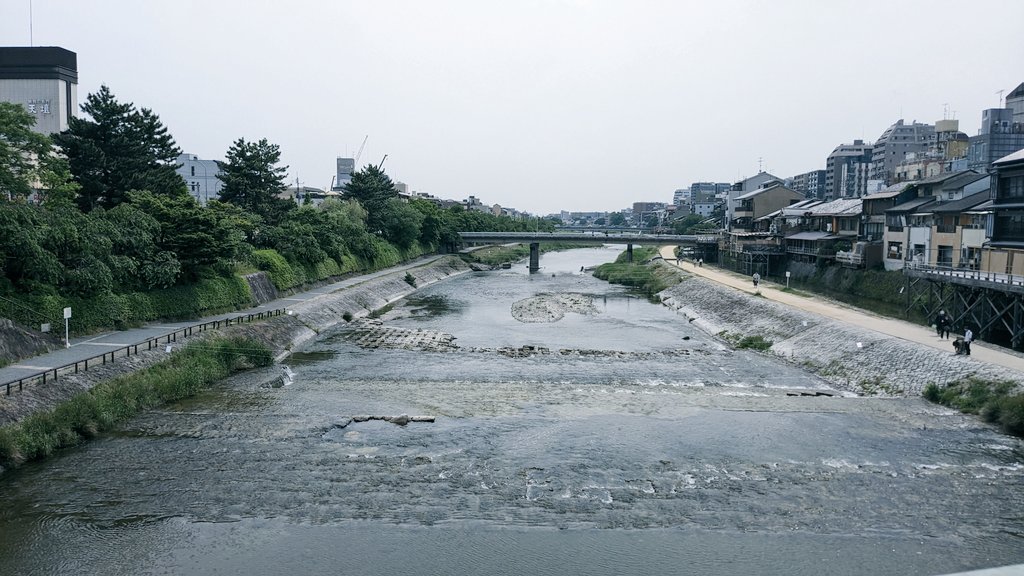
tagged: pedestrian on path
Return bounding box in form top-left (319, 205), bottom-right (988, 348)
top-left (752, 272), bottom-right (760, 287)
top-left (698, 258), bottom-right (703, 267)
top-left (963, 326), bottom-right (973, 356)
top-left (935, 310), bottom-right (950, 339)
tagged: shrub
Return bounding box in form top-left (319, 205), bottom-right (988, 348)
top-left (922, 377), bottom-right (1024, 438)
top-left (404, 272), bottom-right (417, 287)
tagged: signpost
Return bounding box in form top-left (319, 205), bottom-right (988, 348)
top-left (63, 307), bottom-right (71, 348)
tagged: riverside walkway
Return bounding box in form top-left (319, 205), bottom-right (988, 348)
top-left (0, 256), bottom-right (445, 388)
top-left (659, 246), bottom-right (1024, 374)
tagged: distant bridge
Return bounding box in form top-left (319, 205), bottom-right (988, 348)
top-left (457, 231), bottom-right (717, 272)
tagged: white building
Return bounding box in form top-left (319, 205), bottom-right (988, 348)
top-left (0, 46), bottom-right (78, 135)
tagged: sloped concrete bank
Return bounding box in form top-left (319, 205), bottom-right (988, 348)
top-left (230, 256), bottom-right (471, 362)
top-left (658, 264), bottom-right (1024, 396)
top-left (0, 257), bottom-right (471, 426)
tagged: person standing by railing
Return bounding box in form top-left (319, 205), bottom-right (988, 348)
top-left (963, 326), bottom-right (973, 356)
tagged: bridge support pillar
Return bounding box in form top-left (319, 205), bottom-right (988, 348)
top-left (627, 244), bottom-right (633, 263)
top-left (529, 243), bottom-right (540, 272)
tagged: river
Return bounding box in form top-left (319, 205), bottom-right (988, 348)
top-left (1, 246), bottom-right (1023, 575)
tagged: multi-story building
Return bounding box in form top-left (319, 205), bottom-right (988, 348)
top-left (333, 157), bottom-right (356, 191)
top-left (0, 46), bottom-right (77, 135)
top-left (725, 173), bottom-right (780, 228)
top-left (825, 140), bottom-right (873, 199)
top-left (968, 82), bottom-right (1024, 174)
top-left (982, 148), bottom-right (1024, 274)
top-left (672, 188), bottom-right (689, 206)
top-left (175, 153), bottom-right (224, 205)
top-left (870, 120), bottom-right (936, 185)
top-left (787, 169), bottom-right (827, 199)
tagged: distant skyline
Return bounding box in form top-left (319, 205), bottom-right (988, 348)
top-left (2, 0), bottom-right (1022, 214)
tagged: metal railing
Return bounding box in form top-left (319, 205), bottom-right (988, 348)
top-left (905, 263), bottom-right (1024, 288)
top-left (3, 308), bottom-right (285, 396)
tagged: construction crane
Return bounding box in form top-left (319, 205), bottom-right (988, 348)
top-left (353, 135), bottom-right (368, 167)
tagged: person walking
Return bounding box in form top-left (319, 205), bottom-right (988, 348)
top-left (752, 272), bottom-right (761, 287)
top-left (935, 310), bottom-right (950, 339)
top-left (963, 326), bottom-right (973, 356)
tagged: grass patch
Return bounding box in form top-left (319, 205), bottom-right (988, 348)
top-left (368, 303), bottom-right (394, 319)
top-left (923, 377), bottom-right (1024, 437)
top-left (718, 331), bottom-right (774, 351)
top-left (593, 248), bottom-right (683, 297)
top-left (404, 272), bottom-right (417, 287)
top-left (0, 335), bottom-right (272, 468)
top-left (780, 287), bottom-right (814, 297)
top-left (857, 376), bottom-right (904, 397)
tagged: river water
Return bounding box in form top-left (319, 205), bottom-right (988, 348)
top-left (1, 247), bottom-right (1023, 575)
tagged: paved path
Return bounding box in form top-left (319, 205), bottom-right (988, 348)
top-left (0, 256), bottom-right (444, 385)
top-left (659, 246), bottom-right (1024, 374)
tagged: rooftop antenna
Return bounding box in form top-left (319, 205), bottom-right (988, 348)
top-left (997, 89), bottom-right (1005, 108)
top-left (757, 157), bottom-right (763, 173)
top-left (943, 103), bottom-right (949, 120)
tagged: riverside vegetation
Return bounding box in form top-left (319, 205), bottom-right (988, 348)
top-left (0, 88), bottom-right (557, 342)
top-left (0, 335), bottom-right (273, 468)
top-left (592, 246), bottom-right (683, 298)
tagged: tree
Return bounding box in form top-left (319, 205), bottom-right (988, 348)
top-left (0, 102), bottom-right (54, 201)
top-left (378, 197), bottom-right (424, 249)
top-left (217, 137), bottom-right (291, 224)
top-left (53, 85), bottom-right (185, 211)
top-left (609, 212), bottom-right (626, 226)
top-left (343, 164), bottom-right (397, 234)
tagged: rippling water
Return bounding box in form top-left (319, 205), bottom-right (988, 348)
top-left (2, 247), bottom-right (1023, 575)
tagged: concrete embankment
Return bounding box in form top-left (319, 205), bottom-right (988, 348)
top-left (230, 256), bottom-right (471, 361)
top-left (658, 263), bottom-right (1024, 396)
top-left (0, 256), bottom-right (471, 426)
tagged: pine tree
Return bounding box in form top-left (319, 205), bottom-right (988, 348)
top-left (53, 85), bottom-right (185, 211)
top-left (216, 137), bottom-right (291, 224)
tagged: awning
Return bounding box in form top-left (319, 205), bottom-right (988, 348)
top-left (785, 231), bottom-right (836, 241)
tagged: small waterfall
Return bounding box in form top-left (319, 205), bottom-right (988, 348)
top-left (244, 272), bottom-right (279, 305)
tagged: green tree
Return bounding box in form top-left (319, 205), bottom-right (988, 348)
top-left (53, 85), bottom-right (185, 211)
top-left (609, 212), bottom-right (626, 226)
top-left (672, 214), bottom-right (707, 234)
top-left (128, 190), bottom-right (243, 280)
top-left (379, 197), bottom-right (424, 249)
top-left (343, 164), bottom-right (397, 234)
top-left (217, 137), bottom-right (291, 224)
top-left (0, 102), bottom-right (55, 201)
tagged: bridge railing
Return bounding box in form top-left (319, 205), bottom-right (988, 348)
top-left (2, 308), bottom-right (286, 396)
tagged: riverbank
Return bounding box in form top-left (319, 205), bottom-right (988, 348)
top-left (0, 256), bottom-right (471, 429)
top-left (656, 258), bottom-right (1024, 396)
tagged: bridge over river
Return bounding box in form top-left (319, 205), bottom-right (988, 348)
top-left (458, 231), bottom-right (716, 271)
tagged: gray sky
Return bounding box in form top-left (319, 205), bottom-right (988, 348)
top-left (3, 0), bottom-right (1023, 215)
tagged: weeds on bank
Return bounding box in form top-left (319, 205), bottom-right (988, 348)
top-left (0, 336), bottom-right (273, 468)
top-left (593, 248), bottom-right (683, 297)
top-left (404, 272), bottom-right (417, 287)
top-left (857, 376), bottom-right (904, 397)
top-left (718, 331), bottom-right (774, 351)
top-left (923, 377), bottom-right (1024, 437)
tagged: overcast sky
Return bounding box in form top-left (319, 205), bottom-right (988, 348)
top-left (3, 1), bottom-right (1023, 214)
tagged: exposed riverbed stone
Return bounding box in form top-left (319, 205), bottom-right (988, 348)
top-left (511, 293), bottom-right (597, 323)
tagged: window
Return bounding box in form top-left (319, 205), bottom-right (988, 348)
top-left (191, 165), bottom-right (196, 177)
top-left (1001, 175), bottom-right (1024, 199)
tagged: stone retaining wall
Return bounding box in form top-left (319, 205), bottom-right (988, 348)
top-left (658, 265), bottom-right (1024, 396)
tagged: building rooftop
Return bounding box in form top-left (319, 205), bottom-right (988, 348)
top-left (994, 148), bottom-right (1024, 166)
top-left (803, 198), bottom-right (862, 216)
top-left (887, 197), bottom-right (935, 213)
top-left (928, 191), bottom-right (991, 214)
